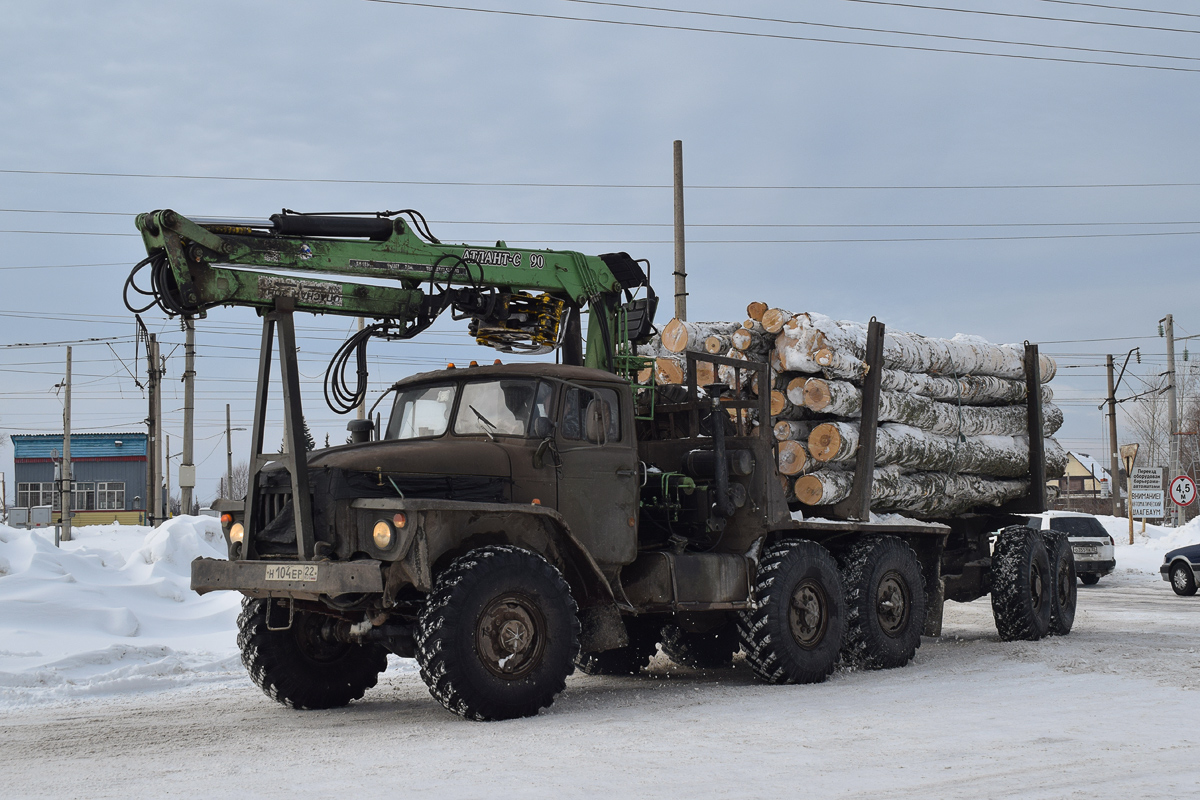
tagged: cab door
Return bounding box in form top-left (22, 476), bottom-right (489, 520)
top-left (554, 384), bottom-right (639, 569)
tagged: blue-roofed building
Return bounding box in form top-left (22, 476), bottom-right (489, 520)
top-left (11, 433), bottom-right (148, 526)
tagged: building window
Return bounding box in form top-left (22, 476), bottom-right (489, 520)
top-left (97, 482), bottom-right (125, 510)
top-left (17, 482), bottom-right (55, 507)
top-left (72, 482), bottom-right (96, 511)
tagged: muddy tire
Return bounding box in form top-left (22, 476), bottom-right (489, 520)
top-left (990, 526), bottom-right (1052, 641)
top-left (415, 545), bottom-right (579, 721)
top-left (839, 536), bottom-right (926, 670)
top-left (661, 619), bottom-right (741, 670)
top-left (576, 616), bottom-right (661, 676)
top-left (237, 597), bottom-right (388, 710)
top-left (739, 539), bottom-right (845, 685)
top-left (1043, 532), bottom-right (1077, 635)
top-left (1080, 573), bottom-right (1101, 586)
top-left (1170, 562), bottom-right (1197, 596)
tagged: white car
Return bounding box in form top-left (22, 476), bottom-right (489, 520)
top-left (1024, 512), bottom-right (1116, 586)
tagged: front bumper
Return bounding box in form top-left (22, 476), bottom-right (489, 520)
top-left (190, 557), bottom-right (384, 598)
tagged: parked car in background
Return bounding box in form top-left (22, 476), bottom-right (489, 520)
top-left (1025, 512), bottom-right (1116, 585)
top-left (1160, 543), bottom-right (1200, 596)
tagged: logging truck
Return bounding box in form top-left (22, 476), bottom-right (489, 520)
top-left (130, 208), bottom-right (1073, 721)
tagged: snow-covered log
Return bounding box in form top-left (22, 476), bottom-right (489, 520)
top-left (731, 327), bottom-right (768, 353)
top-left (762, 308), bottom-right (794, 334)
top-left (798, 382), bottom-right (1062, 437)
top-left (806, 421), bottom-right (1067, 477)
top-left (792, 466), bottom-right (1028, 516)
top-left (775, 312), bottom-right (1057, 382)
top-left (777, 440), bottom-right (811, 476)
top-left (704, 334), bottom-right (732, 354)
top-left (662, 320), bottom-right (743, 354)
top-left (802, 374), bottom-right (1054, 412)
top-left (773, 419), bottom-right (816, 442)
top-left (746, 301), bottom-right (768, 322)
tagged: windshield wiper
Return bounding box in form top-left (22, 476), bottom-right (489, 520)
top-left (468, 405), bottom-right (498, 441)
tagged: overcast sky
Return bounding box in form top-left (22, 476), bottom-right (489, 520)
top-left (3, 0), bottom-right (1200, 502)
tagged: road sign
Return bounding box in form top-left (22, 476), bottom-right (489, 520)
top-left (1131, 467), bottom-right (1165, 519)
top-left (1170, 475), bottom-right (1196, 507)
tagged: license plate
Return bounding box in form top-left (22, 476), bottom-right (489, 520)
top-left (265, 564), bottom-right (318, 582)
top-left (1073, 545), bottom-right (1099, 555)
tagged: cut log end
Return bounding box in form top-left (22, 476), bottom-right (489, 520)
top-left (654, 357), bottom-right (685, 385)
top-left (777, 440), bottom-right (807, 476)
top-left (803, 378), bottom-right (832, 412)
top-left (793, 474), bottom-right (827, 505)
top-left (695, 360), bottom-right (715, 387)
top-left (761, 308), bottom-right (794, 334)
top-left (770, 389), bottom-right (789, 417)
top-left (704, 334), bottom-right (729, 354)
top-left (661, 318), bottom-right (689, 353)
top-left (747, 301), bottom-right (768, 322)
top-left (786, 376), bottom-right (808, 405)
top-left (807, 422), bottom-right (843, 462)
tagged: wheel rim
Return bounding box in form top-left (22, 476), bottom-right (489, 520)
top-left (1056, 558), bottom-right (1073, 607)
top-left (475, 592), bottom-right (547, 680)
top-left (788, 578), bottom-right (830, 650)
top-left (875, 571), bottom-right (910, 638)
top-left (1029, 564), bottom-right (1045, 611)
top-left (292, 613), bottom-right (350, 664)
top-left (1173, 567), bottom-right (1188, 590)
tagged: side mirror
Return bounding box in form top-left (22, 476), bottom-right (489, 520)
top-left (585, 399), bottom-right (611, 445)
top-left (530, 416), bottom-right (554, 440)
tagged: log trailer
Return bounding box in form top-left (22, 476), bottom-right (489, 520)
top-left (129, 208), bottom-right (1075, 721)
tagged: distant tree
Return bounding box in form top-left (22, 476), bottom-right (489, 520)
top-left (280, 416), bottom-right (316, 453)
top-left (214, 460), bottom-right (251, 501)
top-left (324, 432), bottom-right (330, 449)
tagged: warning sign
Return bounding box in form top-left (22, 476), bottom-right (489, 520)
top-left (1170, 475), bottom-right (1196, 507)
top-left (1131, 467), bottom-right (1165, 519)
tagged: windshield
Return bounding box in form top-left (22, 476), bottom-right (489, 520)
top-left (453, 379), bottom-right (552, 438)
top-left (387, 384), bottom-right (456, 440)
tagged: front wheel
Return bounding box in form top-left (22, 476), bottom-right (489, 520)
top-left (237, 598), bottom-right (388, 710)
top-left (1170, 563), bottom-right (1198, 596)
top-left (739, 539), bottom-right (845, 685)
top-left (416, 546), bottom-right (580, 721)
top-left (840, 536), bottom-right (926, 669)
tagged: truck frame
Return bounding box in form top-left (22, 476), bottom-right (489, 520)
top-left (130, 208), bottom-right (1075, 721)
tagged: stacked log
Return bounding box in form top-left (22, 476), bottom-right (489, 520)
top-left (637, 302), bottom-right (1065, 520)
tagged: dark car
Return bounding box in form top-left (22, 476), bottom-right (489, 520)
top-left (1160, 543), bottom-right (1200, 596)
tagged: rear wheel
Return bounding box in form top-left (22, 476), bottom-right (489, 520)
top-left (1080, 573), bottom-right (1101, 586)
top-left (1043, 532), bottom-right (1077, 635)
top-left (739, 539), bottom-right (845, 685)
top-left (415, 545), bottom-right (579, 721)
top-left (661, 618), bottom-right (741, 670)
top-left (1170, 563), bottom-right (1197, 596)
top-left (237, 598), bottom-right (388, 710)
top-left (991, 526), bottom-right (1052, 641)
top-left (839, 536), bottom-right (926, 669)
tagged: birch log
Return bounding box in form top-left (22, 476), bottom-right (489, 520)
top-left (803, 374), bottom-right (1053, 411)
top-left (800, 381), bottom-right (1063, 437)
top-left (704, 334), bottom-right (732, 354)
top-left (777, 440), bottom-right (812, 476)
top-left (731, 327), bottom-right (768, 353)
top-left (806, 421), bottom-right (1067, 477)
top-left (747, 301), bottom-right (768, 322)
top-left (662, 320), bottom-right (742, 354)
top-left (761, 308), bottom-right (794, 334)
top-left (776, 311), bottom-right (1057, 382)
top-left (793, 466), bottom-right (1028, 516)
top-left (773, 419), bottom-right (816, 442)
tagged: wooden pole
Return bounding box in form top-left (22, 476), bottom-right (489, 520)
top-left (226, 403), bottom-right (233, 499)
top-left (1106, 354), bottom-right (1121, 517)
top-left (673, 140), bottom-right (687, 322)
top-left (1164, 314), bottom-right (1180, 526)
top-left (60, 346), bottom-right (72, 542)
top-left (180, 318), bottom-right (195, 515)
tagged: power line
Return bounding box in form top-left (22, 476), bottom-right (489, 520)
top-left (1036, 1), bottom-right (1200, 20)
top-left (7, 167), bottom-right (1200, 190)
top-left (552, 0), bottom-right (1200, 63)
top-left (839, 0), bottom-right (1200, 35)
top-left (360, 1), bottom-right (1200, 73)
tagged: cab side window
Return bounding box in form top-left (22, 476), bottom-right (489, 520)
top-left (561, 386), bottom-right (620, 442)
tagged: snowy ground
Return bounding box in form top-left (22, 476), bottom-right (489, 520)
top-left (1, 517), bottom-right (1199, 798)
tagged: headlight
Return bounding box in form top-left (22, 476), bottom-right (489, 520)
top-left (229, 522), bottom-right (244, 544)
top-left (393, 512), bottom-right (407, 529)
top-left (373, 520), bottom-right (393, 549)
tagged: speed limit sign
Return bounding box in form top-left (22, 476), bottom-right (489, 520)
top-left (1170, 475), bottom-right (1196, 507)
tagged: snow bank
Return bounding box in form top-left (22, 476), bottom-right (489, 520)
top-left (1091, 513), bottom-right (1200, 580)
top-left (0, 516), bottom-right (244, 707)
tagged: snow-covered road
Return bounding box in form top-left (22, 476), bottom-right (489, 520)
top-left (3, 570), bottom-right (1199, 799)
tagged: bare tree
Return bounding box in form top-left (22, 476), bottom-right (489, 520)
top-left (1124, 372), bottom-right (1172, 469)
top-left (213, 460), bottom-right (250, 503)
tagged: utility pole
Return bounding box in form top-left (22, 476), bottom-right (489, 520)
top-left (165, 433), bottom-right (171, 519)
top-left (1106, 354), bottom-right (1122, 517)
top-left (226, 403), bottom-right (234, 499)
top-left (1164, 314), bottom-right (1180, 526)
top-left (180, 318), bottom-right (196, 515)
top-left (60, 346), bottom-right (73, 542)
top-left (673, 139), bottom-right (687, 321)
top-left (146, 334), bottom-right (162, 526)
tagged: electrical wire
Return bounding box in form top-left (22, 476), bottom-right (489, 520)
top-left (1036, 0), bottom-right (1200, 19)
top-left (838, 0), bottom-right (1200, 35)
top-left (360, 0), bottom-right (1200, 73)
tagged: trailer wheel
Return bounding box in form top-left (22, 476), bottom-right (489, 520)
top-left (1043, 532), bottom-right (1077, 635)
top-left (576, 616), bottom-right (661, 675)
top-left (839, 536), bottom-right (926, 669)
top-left (661, 619), bottom-right (741, 670)
top-left (990, 527), bottom-right (1052, 641)
top-left (739, 539), bottom-right (845, 684)
top-left (237, 598), bottom-right (388, 710)
top-left (415, 545), bottom-right (579, 721)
